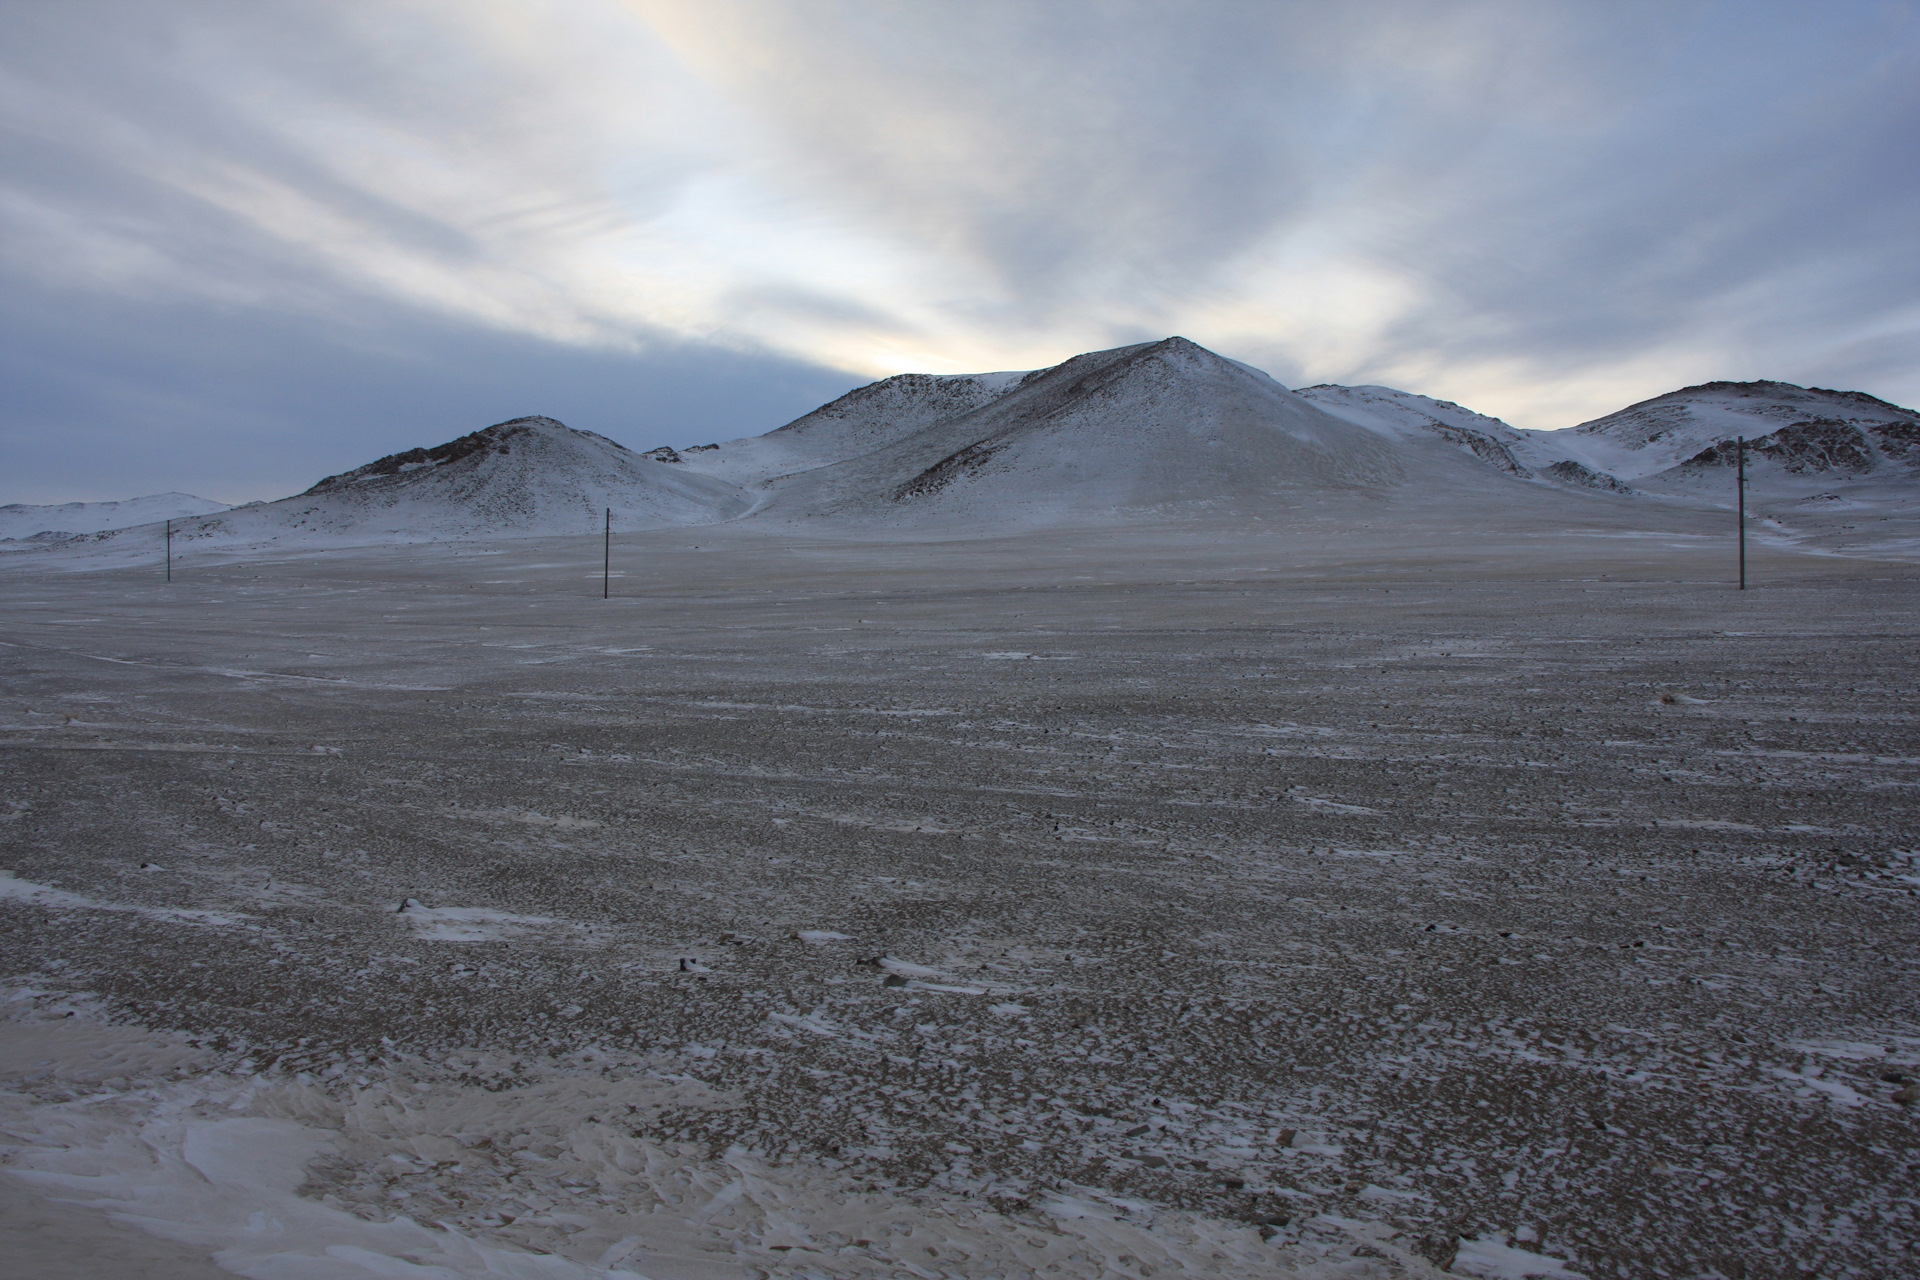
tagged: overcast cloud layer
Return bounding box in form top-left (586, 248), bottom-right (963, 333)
top-left (4, 0), bottom-right (1917, 503)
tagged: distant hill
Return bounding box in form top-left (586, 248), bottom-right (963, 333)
top-left (1299, 378), bottom-right (1920, 509)
top-left (1550, 381), bottom-right (1920, 492)
top-left (0, 493), bottom-right (227, 543)
top-left (39, 417), bottom-right (749, 557)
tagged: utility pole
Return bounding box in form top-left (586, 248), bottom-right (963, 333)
top-left (165, 519), bottom-right (172, 582)
top-left (1736, 436), bottom-right (1746, 591)
top-left (603, 507), bottom-right (611, 600)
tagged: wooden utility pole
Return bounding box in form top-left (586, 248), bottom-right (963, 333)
top-left (603, 508), bottom-right (611, 600)
top-left (1736, 436), bottom-right (1746, 591)
top-left (165, 519), bottom-right (172, 582)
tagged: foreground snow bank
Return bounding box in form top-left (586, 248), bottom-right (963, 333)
top-left (0, 990), bottom-right (1519, 1278)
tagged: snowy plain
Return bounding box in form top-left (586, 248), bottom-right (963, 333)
top-left (3, 494), bottom-right (1918, 1278)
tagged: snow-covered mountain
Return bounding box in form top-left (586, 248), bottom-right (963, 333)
top-left (47, 417), bottom-right (749, 557)
top-left (670, 337), bottom-right (1549, 527)
top-left (0, 493), bottom-right (227, 542)
top-left (16, 351), bottom-right (1917, 563)
top-left (1546, 381), bottom-right (1920, 493)
top-left (665, 345), bottom-right (1665, 529)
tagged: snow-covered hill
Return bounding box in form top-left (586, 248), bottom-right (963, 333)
top-left (1564, 381), bottom-right (1919, 477)
top-left (0, 493), bottom-right (227, 543)
top-left (1543, 381), bottom-right (1920, 495)
top-left (40, 417), bottom-right (748, 558)
top-left (651, 339), bottom-right (1692, 529)
top-left (703, 337), bottom-right (1551, 527)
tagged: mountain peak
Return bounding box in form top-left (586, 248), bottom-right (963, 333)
top-left (304, 416), bottom-right (599, 495)
top-left (1111, 334), bottom-right (1245, 370)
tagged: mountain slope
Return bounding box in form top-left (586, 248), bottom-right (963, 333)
top-left (665, 371), bottom-right (1030, 485)
top-left (739, 337), bottom-right (1476, 526)
top-left (1293, 385), bottom-right (1538, 477)
top-left (0, 493), bottom-right (228, 543)
top-left (1296, 386), bottom-right (1643, 494)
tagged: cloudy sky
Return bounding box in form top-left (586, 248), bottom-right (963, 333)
top-left (4, 0), bottom-right (1917, 503)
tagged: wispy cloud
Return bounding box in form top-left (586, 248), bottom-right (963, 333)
top-left (3, 0), bottom-right (1916, 498)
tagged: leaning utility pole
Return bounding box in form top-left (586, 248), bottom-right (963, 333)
top-left (603, 507), bottom-right (611, 600)
top-left (1736, 436), bottom-right (1746, 591)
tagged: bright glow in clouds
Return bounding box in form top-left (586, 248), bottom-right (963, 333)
top-left (2, 0), bottom-right (1918, 499)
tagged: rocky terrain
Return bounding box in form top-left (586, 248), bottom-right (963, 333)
top-left (3, 517), bottom-right (1916, 1278)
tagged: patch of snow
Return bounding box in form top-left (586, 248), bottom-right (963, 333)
top-left (0, 1000), bottom-right (1302, 1280)
top-left (1790, 1039), bottom-right (1887, 1061)
top-left (396, 899), bottom-right (557, 942)
top-left (876, 956), bottom-right (944, 978)
top-left (767, 1011), bottom-right (842, 1037)
top-left (1451, 1233), bottom-right (1587, 1278)
top-left (0, 870), bottom-right (246, 927)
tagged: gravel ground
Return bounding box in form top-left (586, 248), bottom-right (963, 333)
top-left (3, 522), bottom-right (1917, 1278)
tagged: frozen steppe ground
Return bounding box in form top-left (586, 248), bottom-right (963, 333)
top-left (2, 507), bottom-right (1917, 1279)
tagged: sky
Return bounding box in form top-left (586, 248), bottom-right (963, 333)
top-left (4, 0), bottom-right (1918, 504)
